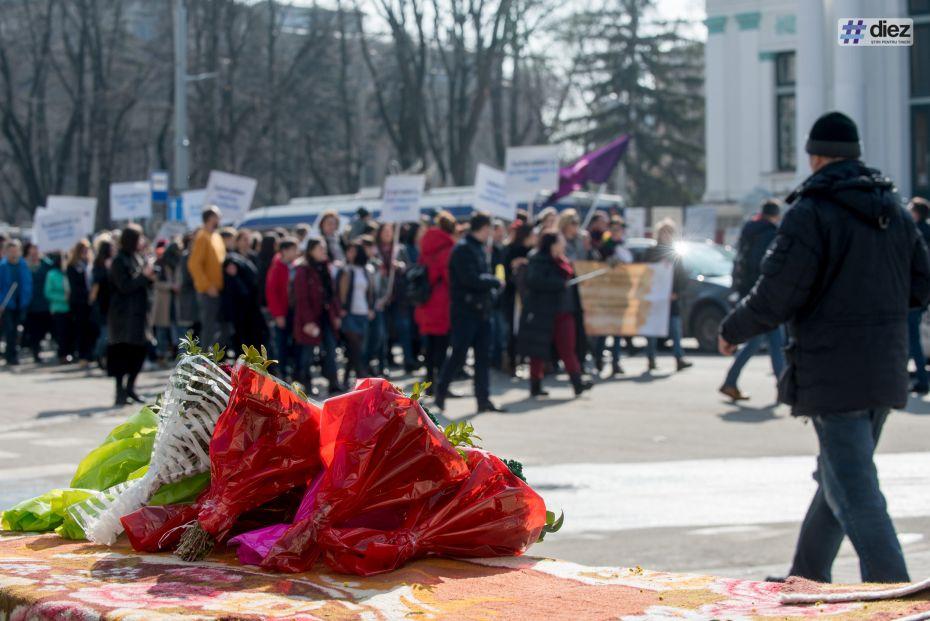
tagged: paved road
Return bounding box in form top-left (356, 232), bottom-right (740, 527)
top-left (2, 347), bottom-right (930, 584)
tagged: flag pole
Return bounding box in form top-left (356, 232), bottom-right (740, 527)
top-left (581, 182), bottom-right (607, 230)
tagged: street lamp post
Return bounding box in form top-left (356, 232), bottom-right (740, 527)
top-left (173, 0), bottom-right (189, 194)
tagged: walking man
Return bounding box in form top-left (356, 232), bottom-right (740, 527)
top-left (907, 197), bottom-right (930, 394)
top-left (719, 199), bottom-right (785, 401)
top-left (719, 112), bottom-right (930, 583)
top-left (188, 206), bottom-right (226, 347)
top-left (434, 212), bottom-right (505, 413)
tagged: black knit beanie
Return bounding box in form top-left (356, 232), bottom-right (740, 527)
top-left (805, 111), bottom-right (861, 158)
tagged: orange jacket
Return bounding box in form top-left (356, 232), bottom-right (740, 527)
top-left (187, 228), bottom-right (226, 293)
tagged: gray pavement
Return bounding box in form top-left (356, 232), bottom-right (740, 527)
top-left (2, 346), bottom-right (930, 584)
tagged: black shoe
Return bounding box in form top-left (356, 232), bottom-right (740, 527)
top-left (676, 358), bottom-right (693, 371)
top-left (570, 374), bottom-right (593, 396)
top-left (610, 362), bottom-right (625, 376)
top-left (764, 575), bottom-right (787, 584)
top-left (125, 390), bottom-right (146, 404)
top-left (647, 357), bottom-right (657, 371)
top-left (115, 387), bottom-right (129, 407)
top-left (530, 379), bottom-right (549, 398)
top-left (477, 401), bottom-right (507, 413)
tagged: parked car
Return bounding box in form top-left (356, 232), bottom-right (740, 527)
top-left (625, 238), bottom-right (735, 353)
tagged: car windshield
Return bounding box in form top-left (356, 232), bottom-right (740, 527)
top-left (674, 242), bottom-right (733, 278)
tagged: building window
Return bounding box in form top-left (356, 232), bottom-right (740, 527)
top-left (775, 52), bottom-right (796, 172)
top-left (910, 0), bottom-right (930, 15)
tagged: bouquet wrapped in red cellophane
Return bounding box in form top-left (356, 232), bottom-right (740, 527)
top-left (174, 352), bottom-right (322, 561)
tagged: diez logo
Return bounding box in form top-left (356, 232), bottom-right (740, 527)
top-left (838, 18), bottom-right (913, 46)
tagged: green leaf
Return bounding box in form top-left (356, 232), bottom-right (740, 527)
top-left (502, 458), bottom-right (526, 482)
top-left (410, 381), bottom-right (432, 402)
top-left (537, 510), bottom-right (565, 543)
top-left (239, 344), bottom-right (279, 375)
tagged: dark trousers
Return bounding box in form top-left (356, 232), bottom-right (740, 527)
top-left (789, 409), bottom-right (909, 583)
top-left (908, 309), bottom-right (928, 389)
top-left (530, 312), bottom-right (581, 380)
top-left (424, 333), bottom-right (450, 385)
top-left (1, 310), bottom-right (21, 365)
top-left (52, 312), bottom-right (73, 361)
top-left (436, 312), bottom-right (491, 404)
top-left (23, 310), bottom-right (51, 361)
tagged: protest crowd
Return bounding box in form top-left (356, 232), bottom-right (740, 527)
top-left (0, 200), bottom-right (690, 410)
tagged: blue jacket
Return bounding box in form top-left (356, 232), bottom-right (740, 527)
top-left (0, 258), bottom-right (33, 313)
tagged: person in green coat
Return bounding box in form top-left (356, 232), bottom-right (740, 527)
top-left (43, 252), bottom-right (71, 364)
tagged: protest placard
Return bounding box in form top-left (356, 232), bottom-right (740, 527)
top-left (203, 171), bottom-right (257, 225)
top-left (473, 164), bottom-right (513, 220)
top-left (574, 260), bottom-right (674, 337)
top-left (45, 196), bottom-right (96, 237)
top-left (110, 181), bottom-right (152, 221)
top-left (183, 189), bottom-right (207, 229)
top-left (380, 175), bottom-right (425, 223)
top-left (33, 209), bottom-right (88, 253)
top-left (155, 221), bottom-right (188, 242)
top-left (505, 145), bottom-right (560, 201)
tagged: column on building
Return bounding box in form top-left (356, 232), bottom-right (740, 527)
top-left (832, 0), bottom-right (866, 133)
top-left (794, 0), bottom-right (826, 183)
top-left (703, 15), bottom-right (729, 203)
top-left (757, 51), bottom-right (777, 178)
top-left (735, 11), bottom-right (762, 199)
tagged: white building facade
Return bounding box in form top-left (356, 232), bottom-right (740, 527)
top-left (704, 0), bottom-right (930, 215)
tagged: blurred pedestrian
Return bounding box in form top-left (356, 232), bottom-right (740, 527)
top-left (188, 206), bottom-right (225, 347)
top-left (175, 234), bottom-right (199, 337)
top-left (223, 234), bottom-right (266, 354)
top-left (907, 196), bottom-right (930, 395)
top-left (434, 212), bottom-right (505, 413)
top-left (338, 240), bottom-right (375, 385)
top-left (593, 216), bottom-right (633, 376)
top-left (66, 239), bottom-right (96, 367)
top-left (255, 233), bottom-right (279, 308)
top-left (414, 211), bottom-right (456, 389)
top-left (349, 207), bottom-right (372, 240)
top-left (0, 240), bottom-right (33, 368)
top-left (558, 209), bottom-right (588, 261)
top-left (518, 231), bottom-right (592, 397)
top-left (90, 238), bottom-right (114, 366)
top-left (265, 237), bottom-right (300, 379)
top-left (720, 199), bottom-right (786, 401)
top-left (23, 243), bottom-right (52, 363)
top-left (502, 222), bottom-right (536, 375)
top-left (152, 241), bottom-right (180, 363)
top-left (719, 111), bottom-right (930, 583)
top-left (644, 219), bottom-right (692, 372)
top-left (318, 210), bottom-right (346, 265)
top-left (293, 237), bottom-right (342, 395)
top-left (108, 224), bottom-right (155, 406)
top-left (43, 253), bottom-right (71, 364)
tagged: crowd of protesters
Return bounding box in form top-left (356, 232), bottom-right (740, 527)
top-left (0, 199), bottom-right (697, 410)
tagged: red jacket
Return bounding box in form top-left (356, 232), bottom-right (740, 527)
top-left (414, 227), bottom-right (455, 336)
top-left (292, 261), bottom-right (341, 346)
top-left (265, 255), bottom-right (290, 319)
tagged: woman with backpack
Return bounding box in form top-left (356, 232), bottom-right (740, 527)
top-left (413, 211), bottom-right (457, 390)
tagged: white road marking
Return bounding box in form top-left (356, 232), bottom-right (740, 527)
top-left (0, 450), bottom-right (20, 460)
top-left (529, 452), bottom-right (930, 534)
top-left (30, 437), bottom-right (94, 448)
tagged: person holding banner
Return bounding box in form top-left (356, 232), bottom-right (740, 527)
top-left (644, 219), bottom-right (692, 372)
top-left (434, 212), bottom-right (505, 414)
top-left (518, 231), bottom-right (593, 397)
top-left (0, 240), bottom-right (33, 368)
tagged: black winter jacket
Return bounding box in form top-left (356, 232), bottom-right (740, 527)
top-left (108, 252), bottom-right (151, 346)
top-left (720, 159), bottom-right (930, 416)
top-left (448, 234), bottom-right (500, 318)
top-left (732, 218), bottom-right (777, 297)
top-left (517, 252), bottom-right (576, 359)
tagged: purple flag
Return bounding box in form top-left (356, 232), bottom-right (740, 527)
top-left (545, 134), bottom-right (630, 205)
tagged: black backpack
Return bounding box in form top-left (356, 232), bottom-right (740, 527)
top-left (405, 263), bottom-right (431, 305)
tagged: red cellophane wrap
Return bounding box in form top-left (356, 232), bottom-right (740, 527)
top-left (316, 448), bottom-right (547, 575)
top-left (122, 489), bottom-right (305, 553)
top-left (194, 364), bottom-right (321, 543)
top-left (260, 378), bottom-right (470, 573)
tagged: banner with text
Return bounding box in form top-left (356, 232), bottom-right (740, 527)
top-left (505, 145), bottom-right (560, 203)
top-left (110, 181), bottom-right (152, 221)
top-left (381, 175), bottom-right (426, 223)
top-left (33, 209), bottom-right (88, 253)
top-left (574, 260), bottom-right (674, 337)
top-left (45, 196), bottom-right (96, 238)
top-left (183, 189), bottom-right (207, 229)
top-left (203, 171), bottom-right (257, 225)
top-left (473, 164), bottom-right (512, 220)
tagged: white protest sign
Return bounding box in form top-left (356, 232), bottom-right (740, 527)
top-left (684, 205), bottom-right (718, 241)
top-left (33, 209), bottom-right (87, 253)
top-left (473, 164), bottom-right (514, 220)
top-left (183, 189), bottom-right (207, 229)
top-left (109, 181), bottom-right (152, 221)
top-left (624, 207), bottom-right (647, 238)
top-left (155, 221), bottom-right (188, 242)
top-left (203, 171), bottom-right (257, 225)
top-left (46, 196), bottom-right (96, 237)
top-left (380, 175), bottom-right (425, 223)
top-left (505, 145), bottom-right (560, 201)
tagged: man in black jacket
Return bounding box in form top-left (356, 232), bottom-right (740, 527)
top-left (719, 111), bottom-right (930, 583)
top-left (719, 199), bottom-right (785, 401)
top-left (907, 197), bottom-right (930, 394)
top-left (434, 212), bottom-right (505, 413)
